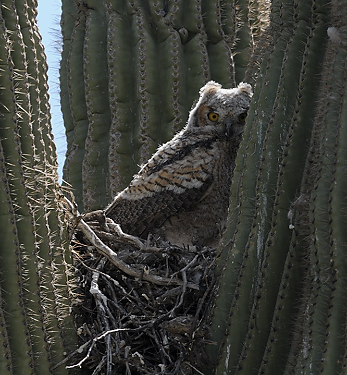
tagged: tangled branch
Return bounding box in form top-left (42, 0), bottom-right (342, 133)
top-left (61, 197), bottom-right (217, 374)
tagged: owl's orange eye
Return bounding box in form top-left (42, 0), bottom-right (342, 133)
top-left (238, 112), bottom-right (247, 122)
top-left (208, 112), bottom-right (219, 122)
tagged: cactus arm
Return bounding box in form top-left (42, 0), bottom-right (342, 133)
top-left (235, 10), bottom-right (329, 369)
top-left (0, 120), bottom-right (34, 374)
top-left (18, 2), bottom-right (78, 371)
top-left (60, 0), bottom-right (79, 185)
top-left (202, 0), bottom-right (235, 87)
top-left (333, 79), bottom-right (347, 373)
top-left (233, 0), bottom-right (251, 82)
top-left (0, 1), bottom-right (78, 372)
top-left (65, 10), bottom-right (89, 212)
top-left (231, 0), bottom-right (270, 83)
top-left (208, 0), bottom-right (331, 373)
top-left (317, 22), bottom-right (347, 374)
top-left (305, 53), bottom-right (339, 375)
top-left (283, 51), bottom-right (330, 375)
top-left (82, 4), bottom-right (112, 211)
top-left (321, 99), bottom-right (347, 370)
top-left (146, 2), bottom-right (186, 142)
top-left (256, 6), bottom-right (330, 374)
top-left (176, 1), bottom-right (210, 99)
top-left (206, 19), bottom-right (287, 368)
top-left (0, 147), bottom-right (33, 372)
top-left (26, 2), bottom-right (57, 168)
top-left (155, 27), bottom-right (183, 138)
top-left (1, 1), bottom-right (67, 371)
top-left (106, 0), bottom-right (142, 195)
top-left (221, 0), bottom-right (236, 40)
top-left (201, 0), bottom-right (231, 44)
top-left (0, 6), bottom-right (43, 370)
top-left (19, 0), bottom-right (53, 167)
top-left (1, 0), bottom-right (32, 154)
top-left (324, 69), bottom-right (347, 372)
top-left (287, 10), bottom-right (347, 372)
top-left (134, 3), bottom-right (166, 162)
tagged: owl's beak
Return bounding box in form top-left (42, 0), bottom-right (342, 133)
top-left (224, 117), bottom-right (234, 137)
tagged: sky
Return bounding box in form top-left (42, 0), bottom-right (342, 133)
top-left (37, 1), bottom-right (66, 179)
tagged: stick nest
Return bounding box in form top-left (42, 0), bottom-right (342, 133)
top-left (66, 209), bottom-right (217, 375)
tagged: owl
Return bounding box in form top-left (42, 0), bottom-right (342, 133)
top-left (105, 81), bottom-right (253, 247)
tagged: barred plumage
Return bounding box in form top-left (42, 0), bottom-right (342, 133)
top-left (105, 81), bottom-right (253, 247)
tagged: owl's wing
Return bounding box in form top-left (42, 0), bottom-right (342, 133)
top-left (105, 139), bottom-right (217, 238)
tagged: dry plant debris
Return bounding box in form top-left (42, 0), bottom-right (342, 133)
top-left (63, 198), bottom-right (217, 375)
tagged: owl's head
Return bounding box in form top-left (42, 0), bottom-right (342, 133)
top-left (187, 81), bottom-right (253, 138)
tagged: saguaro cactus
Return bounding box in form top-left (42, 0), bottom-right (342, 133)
top-left (207, 0), bottom-right (347, 373)
top-left (59, 0), bottom-right (347, 374)
top-left (0, 1), bottom-right (77, 374)
top-left (60, 0), bottom-right (266, 213)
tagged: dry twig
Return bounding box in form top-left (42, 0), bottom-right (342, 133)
top-left (62, 197), bottom-right (216, 374)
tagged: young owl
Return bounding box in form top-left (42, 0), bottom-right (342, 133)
top-left (105, 81), bottom-right (253, 247)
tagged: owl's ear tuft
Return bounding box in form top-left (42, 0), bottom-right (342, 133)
top-left (237, 82), bottom-right (253, 97)
top-left (199, 81), bottom-right (222, 96)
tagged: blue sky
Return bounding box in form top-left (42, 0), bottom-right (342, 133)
top-left (37, 1), bottom-right (66, 179)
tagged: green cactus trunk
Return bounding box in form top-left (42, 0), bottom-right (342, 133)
top-left (207, 0), bottom-right (347, 373)
top-left (60, 0), bottom-right (265, 213)
top-left (0, 1), bottom-right (78, 374)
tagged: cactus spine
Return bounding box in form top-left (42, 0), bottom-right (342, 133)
top-left (0, 1), bottom-right (77, 373)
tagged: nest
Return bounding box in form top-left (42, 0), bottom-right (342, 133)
top-left (63, 203), bottom-right (218, 375)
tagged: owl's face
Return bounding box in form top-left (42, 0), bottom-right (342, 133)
top-left (188, 81), bottom-right (253, 139)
